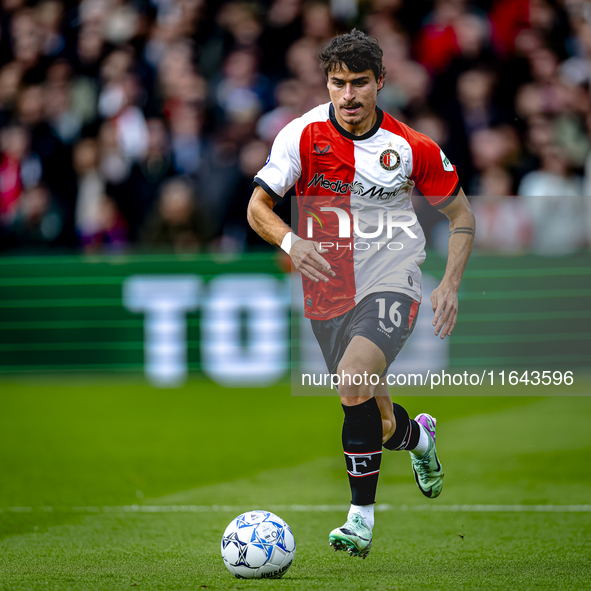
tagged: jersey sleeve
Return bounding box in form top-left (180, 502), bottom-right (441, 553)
top-left (410, 131), bottom-right (461, 209)
top-left (253, 121), bottom-right (302, 202)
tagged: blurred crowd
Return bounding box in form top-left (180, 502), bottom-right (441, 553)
top-left (0, 0), bottom-right (590, 255)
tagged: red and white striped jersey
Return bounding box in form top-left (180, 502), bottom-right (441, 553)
top-left (254, 102), bottom-right (460, 320)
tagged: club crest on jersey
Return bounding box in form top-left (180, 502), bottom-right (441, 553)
top-left (379, 149), bottom-right (401, 171)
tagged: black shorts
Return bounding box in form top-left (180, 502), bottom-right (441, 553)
top-left (310, 292), bottom-right (419, 376)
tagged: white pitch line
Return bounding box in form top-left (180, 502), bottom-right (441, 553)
top-left (1, 504), bottom-right (591, 513)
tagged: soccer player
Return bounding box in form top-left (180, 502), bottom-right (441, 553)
top-left (247, 29), bottom-right (475, 558)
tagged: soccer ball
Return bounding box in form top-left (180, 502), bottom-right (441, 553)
top-left (221, 510), bottom-right (296, 579)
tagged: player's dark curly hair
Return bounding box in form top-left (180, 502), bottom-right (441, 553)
top-left (319, 29), bottom-right (386, 82)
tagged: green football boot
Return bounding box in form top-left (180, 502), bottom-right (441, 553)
top-left (411, 413), bottom-right (444, 498)
top-left (329, 512), bottom-right (373, 558)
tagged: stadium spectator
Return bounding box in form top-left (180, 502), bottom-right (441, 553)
top-left (141, 176), bottom-right (206, 252)
top-left (301, 0), bottom-right (332, 45)
top-left (259, 0), bottom-right (303, 79)
top-left (256, 78), bottom-right (303, 142)
top-left (122, 117), bottom-right (178, 241)
top-left (97, 119), bottom-right (131, 187)
top-left (11, 8), bottom-right (46, 83)
top-left (219, 137), bottom-right (274, 252)
top-left (214, 49), bottom-right (270, 122)
top-left (518, 142), bottom-right (586, 254)
top-left (441, 66), bottom-right (505, 188)
top-left (0, 123), bottom-right (41, 222)
top-left (10, 184), bottom-right (64, 251)
top-left (0, 62), bottom-right (23, 126)
top-left (469, 126), bottom-right (519, 193)
top-left (44, 77), bottom-right (82, 145)
top-left (471, 168), bottom-right (533, 252)
top-left (80, 194), bottom-right (128, 253)
top-left (73, 136), bottom-right (104, 242)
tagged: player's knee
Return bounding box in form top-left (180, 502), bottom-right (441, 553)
top-left (337, 374), bottom-right (365, 400)
top-left (340, 393), bottom-right (372, 406)
top-left (335, 362), bottom-right (376, 400)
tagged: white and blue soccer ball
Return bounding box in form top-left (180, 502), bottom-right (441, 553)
top-left (221, 510), bottom-right (296, 579)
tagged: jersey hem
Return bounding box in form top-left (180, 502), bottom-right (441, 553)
top-left (304, 299), bottom-right (356, 321)
top-left (304, 285), bottom-right (421, 321)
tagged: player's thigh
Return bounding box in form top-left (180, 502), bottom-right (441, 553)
top-left (336, 334), bottom-right (387, 378)
top-left (336, 335), bottom-right (386, 404)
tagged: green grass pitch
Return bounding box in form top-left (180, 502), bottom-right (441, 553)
top-left (1, 377), bottom-right (590, 590)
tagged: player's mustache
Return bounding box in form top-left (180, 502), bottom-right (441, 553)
top-left (341, 103), bottom-right (362, 109)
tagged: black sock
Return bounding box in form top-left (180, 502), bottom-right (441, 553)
top-left (342, 398), bottom-right (382, 506)
top-left (382, 403), bottom-right (421, 451)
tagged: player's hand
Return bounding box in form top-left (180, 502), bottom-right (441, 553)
top-left (290, 240), bottom-right (336, 283)
top-left (430, 281), bottom-right (458, 339)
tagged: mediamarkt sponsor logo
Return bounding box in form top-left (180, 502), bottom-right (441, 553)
top-left (361, 184), bottom-right (407, 200)
top-left (307, 172), bottom-right (352, 194)
top-left (307, 173), bottom-right (407, 201)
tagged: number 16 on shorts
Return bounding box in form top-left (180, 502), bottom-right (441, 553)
top-left (375, 298), bottom-right (402, 328)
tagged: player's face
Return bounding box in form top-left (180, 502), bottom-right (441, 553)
top-left (327, 66), bottom-right (384, 135)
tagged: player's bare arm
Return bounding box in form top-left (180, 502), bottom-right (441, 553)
top-left (247, 185), bottom-right (336, 283)
top-left (430, 188), bottom-right (475, 339)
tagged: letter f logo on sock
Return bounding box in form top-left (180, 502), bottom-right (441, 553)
top-left (350, 456), bottom-right (368, 475)
top-left (345, 451), bottom-right (382, 477)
